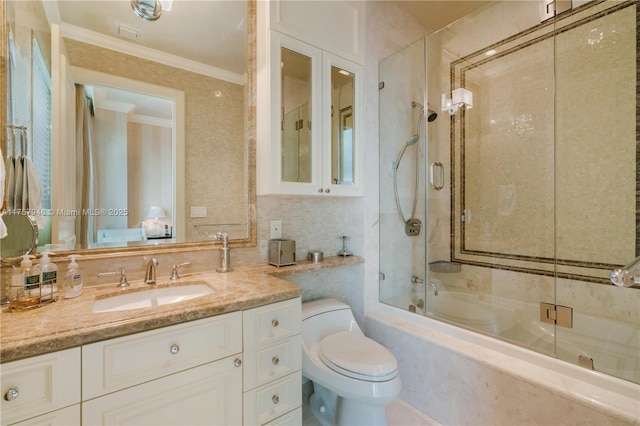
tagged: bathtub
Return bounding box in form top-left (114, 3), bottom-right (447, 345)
top-left (369, 292), bottom-right (640, 424)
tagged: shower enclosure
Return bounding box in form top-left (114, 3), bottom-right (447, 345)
top-left (379, 0), bottom-right (639, 385)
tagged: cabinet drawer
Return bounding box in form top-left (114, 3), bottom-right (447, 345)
top-left (243, 371), bottom-right (302, 425)
top-left (244, 334), bottom-right (301, 390)
top-left (82, 312), bottom-right (242, 400)
top-left (9, 404), bottom-right (80, 426)
top-left (83, 356), bottom-right (243, 426)
top-left (0, 348), bottom-right (80, 426)
top-left (264, 407), bottom-right (302, 426)
top-left (244, 298), bottom-right (301, 350)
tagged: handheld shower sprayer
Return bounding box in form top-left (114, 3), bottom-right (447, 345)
top-left (412, 101), bottom-right (437, 122)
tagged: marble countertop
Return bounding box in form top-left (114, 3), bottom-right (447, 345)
top-left (1, 256), bottom-right (362, 363)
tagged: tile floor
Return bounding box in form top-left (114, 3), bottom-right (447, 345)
top-left (301, 381), bottom-right (440, 426)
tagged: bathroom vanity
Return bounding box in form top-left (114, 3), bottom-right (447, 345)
top-left (0, 266), bottom-right (304, 426)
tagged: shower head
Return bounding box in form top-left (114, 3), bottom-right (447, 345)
top-left (405, 134), bottom-right (419, 145)
top-left (412, 101), bottom-right (437, 122)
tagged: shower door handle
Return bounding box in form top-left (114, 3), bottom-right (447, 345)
top-left (430, 162), bottom-right (444, 190)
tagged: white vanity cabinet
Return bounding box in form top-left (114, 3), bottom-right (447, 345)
top-left (1, 297), bottom-right (303, 426)
top-left (257, 1), bottom-right (365, 197)
top-left (0, 348), bottom-right (81, 426)
top-left (243, 297), bottom-right (302, 425)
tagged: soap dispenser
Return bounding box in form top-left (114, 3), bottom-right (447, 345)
top-left (64, 254), bottom-right (83, 299)
top-left (20, 254), bottom-right (41, 298)
top-left (40, 251), bottom-right (59, 301)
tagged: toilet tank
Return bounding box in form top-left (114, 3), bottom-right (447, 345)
top-left (302, 299), bottom-right (363, 347)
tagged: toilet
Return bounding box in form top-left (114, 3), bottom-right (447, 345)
top-left (301, 298), bottom-right (401, 426)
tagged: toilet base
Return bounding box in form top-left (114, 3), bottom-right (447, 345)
top-left (309, 382), bottom-right (390, 426)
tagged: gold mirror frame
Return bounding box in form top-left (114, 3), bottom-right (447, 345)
top-left (0, 0), bottom-right (257, 261)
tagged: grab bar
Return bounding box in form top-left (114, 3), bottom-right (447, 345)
top-left (610, 256), bottom-right (640, 288)
top-left (430, 162), bottom-right (444, 190)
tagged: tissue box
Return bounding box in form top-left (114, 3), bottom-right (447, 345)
top-left (269, 239), bottom-right (296, 266)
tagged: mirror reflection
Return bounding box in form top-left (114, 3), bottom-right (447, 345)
top-left (281, 47), bottom-right (312, 183)
top-left (330, 66), bottom-right (355, 186)
top-left (3, 0), bottom-right (256, 256)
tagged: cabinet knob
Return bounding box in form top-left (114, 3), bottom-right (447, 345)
top-left (234, 358), bottom-right (242, 368)
top-left (5, 386), bottom-right (19, 401)
top-left (170, 344), bottom-right (180, 354)
top-left (272, 356), bottom-right (280, 366)
top-left (271, 319), bottom-right (279, 328)
top-left (324, 188), bottom-right (330, 193)
top-left (272, 394), bottom-right (280, 405)
top-left (318, 188), bottom-right (324, 193)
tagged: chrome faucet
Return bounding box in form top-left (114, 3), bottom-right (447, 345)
top-left (145, 258), bottom-right (159, 284)
top-left (411, 275), bottom-right (438, 296)
top-left (215, 233), bottom-right (232, 273)
top-left (97, 269), bottom-right (129, 288)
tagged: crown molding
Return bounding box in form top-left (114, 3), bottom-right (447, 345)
top-left (60, 23), bottom-right (247, 86)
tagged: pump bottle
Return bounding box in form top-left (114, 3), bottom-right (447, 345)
top-left (40, 251), bottom-right (59, 301)
top-left (64, 254), bottom-right (83, 299)
top-left (20, 254), bottom-right (41, 298)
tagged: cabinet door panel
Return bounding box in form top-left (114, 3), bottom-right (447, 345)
top-left (267, 31), bottom-right (323, 195)
top-left (82, 356), bottom-right (242, 425)
top-left (82, 312), bottom-right (242, 400)
top-left (10, 404), bottom-right (80, 426)
top-left (322, 51), bottom-right (363, 196)
top-left (0, 348), bottom-right (80, 426)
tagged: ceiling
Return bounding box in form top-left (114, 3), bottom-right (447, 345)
top-left (52, 0), bottom-right (248, 75)
top-left (393, 1), bottom-right (491, 35)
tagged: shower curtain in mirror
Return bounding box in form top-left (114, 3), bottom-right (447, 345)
top-left (76, 85), bottom-right (96, 245)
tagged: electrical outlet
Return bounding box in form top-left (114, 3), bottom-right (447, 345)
top-left (270, 220), bottom-right (282, 239)
top-left (191, 206), bottom-right (207, 218)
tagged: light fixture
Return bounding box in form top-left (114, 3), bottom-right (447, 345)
top-left (131, 0), bottom-right (162, 21)
top-left (441, 88), bottom-right (473, 115)
top-left (159, 0), bottom-right (174, 11)
top-left (146, 205), bottom-right (166, 236)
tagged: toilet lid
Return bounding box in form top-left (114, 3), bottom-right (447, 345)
top-left (318, 331), bottom-right (398, 382)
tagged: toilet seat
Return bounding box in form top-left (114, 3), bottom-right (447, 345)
top-left (318, 331), bottom-right (398, 382)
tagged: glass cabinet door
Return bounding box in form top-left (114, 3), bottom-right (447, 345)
top-left (280, 47), bottom-right (312, 184)
top-left (322, 51), bottom-right (363, 196)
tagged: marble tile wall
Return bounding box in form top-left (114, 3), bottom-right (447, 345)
top-left (366, 311), bottom-right (638, 425)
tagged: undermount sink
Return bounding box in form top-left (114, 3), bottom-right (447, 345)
top-left (92, 283), bottom-right (214, 313)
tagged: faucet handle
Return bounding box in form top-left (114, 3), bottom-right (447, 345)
top-left (97, 269), bottom-right (129, 288)
top-left (170, 262), bottom-right (191, 281)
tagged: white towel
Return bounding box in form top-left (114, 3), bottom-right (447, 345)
top-left (0, 148), bottom-right (7, 238)
top-left (23, 157), bottom-right (45, 229)
top-left (13, 156), bottom-right (23, 210)
top-left (6, 155), bottom-right (14, 210)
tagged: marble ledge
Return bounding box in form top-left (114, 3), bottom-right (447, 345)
top-left (0, 256), bottom-right (362, 363)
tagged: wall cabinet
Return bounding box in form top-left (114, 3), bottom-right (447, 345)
top-left (257, 2), bottom-right (365, 197)
top-left (1, 297), bottom-right (301, 425)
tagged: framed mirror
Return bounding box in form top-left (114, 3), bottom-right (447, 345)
top-left (2, 0), bottom-right (257, 259)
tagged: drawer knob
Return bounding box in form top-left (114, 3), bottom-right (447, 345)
top-left (272, 394), bottom-right (280, 405)
top-left (234, 358), bottom-right (242, 368)
top-left (170, 344), bottom-right (180, 354)
top-left (5, 387), bottom-right (19, 401)
top-left (272, 356), bottom-right (280, 366)
top-left (272, 319), bottom-right (279, 328)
